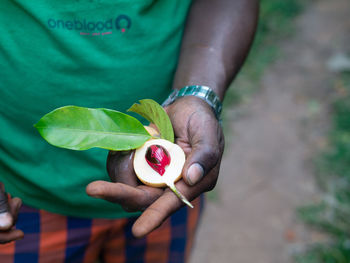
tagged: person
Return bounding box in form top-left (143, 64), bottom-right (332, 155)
top-left (0, 0), bottom-right (259, 262)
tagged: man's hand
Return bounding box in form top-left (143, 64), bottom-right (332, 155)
top-left (86, 96), bottom-right (224, 238)
top-left (0, 183), bottom-right (24, 244)
top-left (86, 0), bottom-right (258, 239)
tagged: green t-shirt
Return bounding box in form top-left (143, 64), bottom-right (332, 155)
top-left (0, 0), bottom-right (191, 218)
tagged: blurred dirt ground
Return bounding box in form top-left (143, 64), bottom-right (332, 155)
top-left (190, 0), bottom-right (350, 262)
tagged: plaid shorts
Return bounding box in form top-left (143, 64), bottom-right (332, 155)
top-left (0, 196), bottom-right (204, 263)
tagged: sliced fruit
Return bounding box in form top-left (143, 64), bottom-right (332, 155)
top-left (133, 139), bottom-right (185, 187)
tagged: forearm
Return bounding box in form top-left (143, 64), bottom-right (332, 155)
top-left (173, 0), bottom-right (259, 100)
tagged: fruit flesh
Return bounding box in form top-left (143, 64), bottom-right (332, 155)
top-left (144, 126), bottom-right (159, 137)
top-left (133, 139), bottom-right (185, 187)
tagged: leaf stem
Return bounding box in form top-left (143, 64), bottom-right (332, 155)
top-left (165, 181), bottom-right (194, 208)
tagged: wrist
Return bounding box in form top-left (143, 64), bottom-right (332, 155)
top-left (162, 85), bottom-right (222, 120)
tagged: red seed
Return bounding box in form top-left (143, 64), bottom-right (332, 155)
top-left (145, 144), bottom-right (171, 176)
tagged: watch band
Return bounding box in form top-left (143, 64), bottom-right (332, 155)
top-left (162, 85), bottom-right (222, 119)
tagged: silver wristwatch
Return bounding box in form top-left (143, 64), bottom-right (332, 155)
top-left (162, 85), bottom-right (222, 119)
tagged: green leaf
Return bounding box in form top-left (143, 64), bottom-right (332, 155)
top-left (128, 99), bottom-right (174, 143)
top-left (34, 106), bottom-right (151, 151)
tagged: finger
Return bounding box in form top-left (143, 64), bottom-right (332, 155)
top-left (0, 183), bottom-right (12, 230)
top-left (182, 116), bottom-right (224, 186)
top-left (0, 229), bottom-right (24, 244)
top-left (132, 189), bottom-right (181, 238)
top-left (107, 151), bottom-right (138, 186)
top-left (0, 197), bottom-right (22, 231)
top-left (132, 179), bottom-right (197, 238)
top-left (132, 165), bottom-right (221, 238)
top-left (86, 181), bottom-right (163, 212)
top-left (0, 183), bottom-right (9, 214)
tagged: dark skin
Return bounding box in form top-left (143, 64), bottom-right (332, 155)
top-left (87, 0), bottom-right (259, 238)
top-left (0, 0), bottom-right (259, 242)
top-left (0, 183), bottom-right (23, 243)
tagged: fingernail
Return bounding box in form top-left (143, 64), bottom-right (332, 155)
top-left (186, 163), bottom-right (204, 186)
top-left (0, 212), bottom-right (13, 229)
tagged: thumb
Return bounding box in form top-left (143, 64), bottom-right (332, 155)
top-left (180, 115), bottom-right (224, 186)
top-left (0, 183), bottom-right (13, 230)
top-left (182, 142), bottom-right (223, 186)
